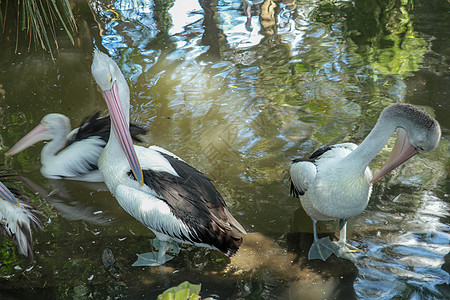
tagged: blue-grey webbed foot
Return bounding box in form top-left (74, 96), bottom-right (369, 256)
top-left (131, 252), bottom-right (174, 267)
top-left (308, 237), bottom-right (339, 261)
top-left (132, 239), bottom-right (177, 267)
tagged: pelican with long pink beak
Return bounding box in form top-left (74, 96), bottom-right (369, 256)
top-left (6, 112), bottom-right (147, 182)
top-left (91, 50), bottom-right (246, 267)
top-left (290, 103), bottom-right (441, 260)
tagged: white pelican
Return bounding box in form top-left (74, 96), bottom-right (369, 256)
top-left (0, 173), bottom-right (42, 259)
top-left (6, 112), bottom-right (147, 182)
top-left (91, 50), bottom-right (246, 267)
top-left (290, 103), bottom-right (441, 261)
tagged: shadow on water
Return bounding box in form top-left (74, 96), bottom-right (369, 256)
top-left (0, 0), bottom-right (449, 299)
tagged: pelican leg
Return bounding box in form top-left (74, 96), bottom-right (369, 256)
top-left (308, 219), bottom-right (339, 261)
top-left (150, 239), bottom-right (180, 255)
top-left (334, 218), bottom-right (362, 260)
top-left (132, 240), bottom-right (175, 267)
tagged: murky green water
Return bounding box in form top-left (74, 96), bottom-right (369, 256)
top-left (0, 0), bottom-right (448, 299)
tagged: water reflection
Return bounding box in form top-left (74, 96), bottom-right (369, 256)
top-left (92, 0), bottom-right (449, 298)
top-left (21, 176), bottom-right (111, 226)
top-left (0, 0), bottom-right (448, 298)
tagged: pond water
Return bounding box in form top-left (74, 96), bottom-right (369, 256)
top-left (0, 0), bottom-right (448, 299)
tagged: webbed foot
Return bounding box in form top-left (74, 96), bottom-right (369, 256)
top-left (131, 252), bottom-right (174, 267)
top-left (334, 242), bottom-right (363, 260)
top-left (308, 237), bottom-right (339, 261)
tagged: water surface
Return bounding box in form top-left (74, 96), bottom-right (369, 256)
top-left (0, 0), bottom-right (448, 298)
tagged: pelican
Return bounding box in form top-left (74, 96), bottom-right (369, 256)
top-left (0, 172), bottom-right (42, 259)
top-left (91, 50), bottom-right (246, 266)
top-left (6, 112), bottom-right (147, 182)
top-left (290, 103), bottom-right (441, 261)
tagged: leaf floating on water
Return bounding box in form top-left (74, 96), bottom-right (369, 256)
top-left (157, 281), bottom-right (202, 300)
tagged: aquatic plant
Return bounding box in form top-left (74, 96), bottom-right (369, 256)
top-left (158, 281), bottom-right (201, 300)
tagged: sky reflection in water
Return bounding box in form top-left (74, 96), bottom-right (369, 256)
top-left (95, 0), bottom-right (449, 298)
top-left (0, 0), bottom-right (448, 298)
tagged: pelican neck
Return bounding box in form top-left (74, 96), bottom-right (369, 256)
top-left (340, 115), bottom-right (398, 174)
top-left (41, 132), bottom-right (67, 164)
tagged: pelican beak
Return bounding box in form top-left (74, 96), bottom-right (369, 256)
top-left (0, 181), bottom-right (19, 207)
top-left (371, 128), bottom-right (418, 184)
top-left (102, 80), bottom-right (144, 185)
top-left (5, 124), bottom-right (53, 157)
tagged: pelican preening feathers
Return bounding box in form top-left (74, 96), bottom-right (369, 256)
top-left (91, 50), bottom-right (246, 266)
top-left (290, 103), bottom-right (441, 260)
top-left (6, 112), bottom-right (147, 182)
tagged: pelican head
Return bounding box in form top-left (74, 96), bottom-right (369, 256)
top-left (6, 113), bottom-right (71, 157)
top-left (91, 50), bottom-right (143, 184)
top-left (372, 103), bottom-right (441, 183)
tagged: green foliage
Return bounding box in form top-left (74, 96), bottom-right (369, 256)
top-left (158, 281), bottom-right (201, 300)
top-left (0, 0), bottom-right (77, 59)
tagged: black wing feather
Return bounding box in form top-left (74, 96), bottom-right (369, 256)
top-left (68, 112), bottom-right (147, 145)
top-left (290, 180), bottom-right (304, 198)
top-left (128, 152), bottom-right (243, 256)
top-left (289, 146), bottom-right (333, 198)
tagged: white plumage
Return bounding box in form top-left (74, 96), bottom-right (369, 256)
top-left (290, 104), bottom-right (441, 260)
top-left (0, 179), bottom-right (42, 259)
top-left (6, 113), bottom-right (146, 182)
top-left (92, 50), bottom-right (245, 266)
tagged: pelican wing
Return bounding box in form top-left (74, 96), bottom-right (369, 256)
top-left (308, 146), bottom-right (333, 160)
top-left (115, 184), bottom-right (195, 243)
top-left (41, 137), bottom-right (105, 181)
top-left (290, 143), bottom-right (357, 198)
top-left (289, 146), bottom-right (333, 197)
top-left (129, 150), bottom-right (244, 256)
top-left (290, 160), bottom-right (317, 197)
top-left (307, 143), bottom-right (357, 161)
top-left (148, 145), bottom-right (184, 161)
top-left (289, 146), bottom-right (330, 197)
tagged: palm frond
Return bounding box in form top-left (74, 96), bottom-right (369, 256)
top-left (0, 0), bottom-right (77, 59)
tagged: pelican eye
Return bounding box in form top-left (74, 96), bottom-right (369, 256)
top-left (417, 146), bottom-right (426, 152)
top-left (109, 75), bottom-right (113, 84)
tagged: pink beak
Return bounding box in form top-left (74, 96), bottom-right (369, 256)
top-left (0, 181), bottom-right (19, 207)
top-left (102, 81), bottom-right (144, 185)
top-left (6, 124), bottom-right (53, 157)
top-left (371, 128), bottom-right (418, 184)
